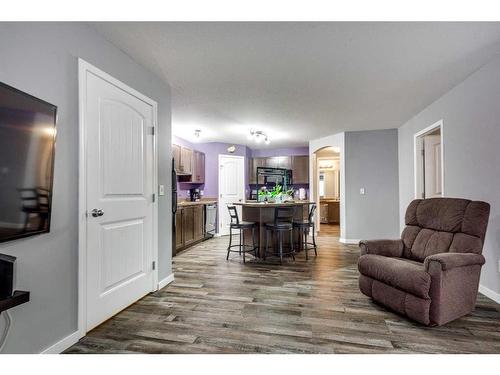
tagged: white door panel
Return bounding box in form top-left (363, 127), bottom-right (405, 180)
top-left (84, 70), bottom-right (155, 331)
top-left (218, 155), bottom-right (245, 236)
top-left (424, 134), bottom-right (442, 198)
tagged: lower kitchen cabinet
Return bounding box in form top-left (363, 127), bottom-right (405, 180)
top-left (176, 204), bottom-right (206, 251)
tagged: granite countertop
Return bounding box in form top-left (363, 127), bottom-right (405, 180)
top-left (178, 199), bottom-right (217, 207)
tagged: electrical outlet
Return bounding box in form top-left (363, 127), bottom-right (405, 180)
top-left (158, 184), bottom-right (165, 196)
top-left (359, 188), bottom-right (365, 195)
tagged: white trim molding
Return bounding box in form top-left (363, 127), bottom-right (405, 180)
top-left (41, 331), bottom-right (80, 354)
top-left (158, 274), bottom-right (175, 290)
top-left (479, 284), bottom-right (500, 304)
top-left (339, 238), bottom-right (360, 245)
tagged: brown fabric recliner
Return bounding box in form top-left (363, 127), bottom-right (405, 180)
top-left (358, 198), bottom-right (490, 326)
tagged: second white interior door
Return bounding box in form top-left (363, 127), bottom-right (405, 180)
top-left (218, 155), bottom-right (245, 236)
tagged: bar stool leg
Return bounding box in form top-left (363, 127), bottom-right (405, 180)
top-left (264, 228), bottom-right (269, 260)
top-left (312, 223), bottom-right (317, 256)
top-left (252, 226), bottom-right (257, 257)
top-left (227, 226), bottom-right (232, 260)
top-left (279, 231), bottom-right (283, 265)
top-left (242, 229), bottom-right (246, 264)
top-left (290, 229), bottom-right (295, 261)
top-left (302, 228), bottom-right (309, 260)
top-left (239, 229), bottom-right (242, 255)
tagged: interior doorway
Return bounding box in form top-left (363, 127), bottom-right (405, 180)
top-left (313, 147), bottom-right (341, 236)
top-left (414, 120), bottom-right (444, 199)
top-left (218, 154), bottom-right (245, 236)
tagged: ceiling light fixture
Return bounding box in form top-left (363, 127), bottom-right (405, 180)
top-left (249, 130), bottom-right (270, 145)
top-left (194, 129), bottom-right (201, 138)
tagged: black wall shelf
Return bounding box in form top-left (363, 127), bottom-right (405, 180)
top-left (0, 291), bottom-right (30, 313)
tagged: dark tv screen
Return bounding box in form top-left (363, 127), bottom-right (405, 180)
top-left (0, 82), bottom-right (57, 243)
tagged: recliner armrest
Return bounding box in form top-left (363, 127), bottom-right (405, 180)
top-left (424, 252), bottom-right (485, 271)
top-left (359, 239), bottom-right (404, 257)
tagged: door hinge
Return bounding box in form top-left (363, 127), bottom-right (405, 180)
top-left (152, 193), bottom-right (156, 203)
top-left (152, 261), bottom-right (156, 270)
top-left (149, 126), bottom-right (155, 136)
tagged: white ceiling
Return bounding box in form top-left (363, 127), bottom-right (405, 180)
top-left (92, 22), bottom-right (500, 148)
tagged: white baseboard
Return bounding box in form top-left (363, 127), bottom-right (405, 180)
top-left (479, 284), bottom-right (500, 304)
top-left (158, 273), bottom-right (175, 290)
top-left (339, 238), bottom-right (360, 245)
top-left (41, 330), bottom-right (80, 354)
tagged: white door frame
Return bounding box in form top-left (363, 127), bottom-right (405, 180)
top-left (77, 59), bottom-right (159, 338)
top-left (218, 154), bottom-right (245, 236)
top-left (413, 119), bottom-right (444, 199)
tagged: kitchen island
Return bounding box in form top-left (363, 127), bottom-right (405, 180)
top-left (232, 201), bottom-right (315, 258)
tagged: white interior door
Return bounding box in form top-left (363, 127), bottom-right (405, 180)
top-left (424, 134), bottom-right (442, 198)
top-left (218, 155), bottom-right (245, 236)
top-left (82, 64), bottom-right (156, 331)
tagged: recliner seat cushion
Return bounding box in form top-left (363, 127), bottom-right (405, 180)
top-left (358, 254), bottom-right (431, 299)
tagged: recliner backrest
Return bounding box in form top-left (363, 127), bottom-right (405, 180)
top-left (401, 198), bottom-right (490, 262)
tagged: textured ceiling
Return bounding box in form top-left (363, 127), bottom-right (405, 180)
top-left (92, 22), bottom-right (500, 148)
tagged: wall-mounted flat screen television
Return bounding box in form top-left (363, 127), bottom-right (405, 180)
top-left (0, 82), bottom-right (57, 243)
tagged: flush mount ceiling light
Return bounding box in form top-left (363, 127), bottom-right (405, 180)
top-left (249, 129), bottom-right (270, 145)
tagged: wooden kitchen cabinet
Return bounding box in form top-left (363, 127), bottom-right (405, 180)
top-left (180, 147), bottom-right (193, 175)
top-left (182, 206), bottom-right (196, 246)
top-left (193, 205), bottom-right (204, 240)
top-left (292, 155), bottom-right (309, 184)
top-left (176, 205), bottom-right (206, 251)
top-left (172, 144), bottom-right (181, 172)
top-left (328, 201), bottom-right (340, 224)
top-left (264, 156), bottom-right (290, 169)
top-left (192, 151), bottom-right (205, 183)
top-left (249, 157), bottom-right (267, 184)
top-left (175, 210), bottom-right (183, 249)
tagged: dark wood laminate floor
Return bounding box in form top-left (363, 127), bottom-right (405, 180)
top-left (66, 224), bottom-right (500, 354)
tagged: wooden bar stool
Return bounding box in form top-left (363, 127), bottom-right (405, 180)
top-left (293, 204), bottom-right (317, 260)
top-left (264, 207), bottom-right (295, 264)
top-left (226, 205), bottom-right (257, 263)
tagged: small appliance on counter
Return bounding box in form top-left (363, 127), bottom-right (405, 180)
top-left (298, 188), bottom-right (307, 200)
top-left (189, 188), bottom-right (201, 202)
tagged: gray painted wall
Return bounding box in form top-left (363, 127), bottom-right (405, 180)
top-left (0, 23), bottom-right (172, 353)
top-left (398, 55), bottom-right (500, 299)
top-left (344, 129), bottom-right (400, 240)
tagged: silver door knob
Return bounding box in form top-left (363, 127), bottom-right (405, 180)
top-left (91, 209), bottom-right (104, 217)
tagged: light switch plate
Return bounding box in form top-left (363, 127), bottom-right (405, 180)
top-left (498, 260), bottom-right (500, 273)
top-left (360, 188), bottom-right (365, 195)
top-left (158, 185), bottom-right (165, 196)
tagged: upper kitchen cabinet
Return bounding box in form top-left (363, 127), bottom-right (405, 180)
top-left (249, 157), bottom-right (267, 184)
top-left (192, 150), bottom-right (205, 183)
top-left (266, 156), bottom-right (291, 169)
top-left (172, 144), bottom-right (181, 172)
top-left (180, 146), bottom-right (193, 175)
top-left (292, 155), bottom-right (309, 184)
top-left (172, 143), bottom-right (205, 182)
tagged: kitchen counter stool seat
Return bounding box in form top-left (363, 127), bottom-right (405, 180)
top-left (226, 205), bottom-right (257, 263)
